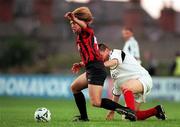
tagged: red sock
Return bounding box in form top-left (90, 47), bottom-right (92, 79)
top-left (136, 107), bottom-right (157, 120)
top-left (123, 89), bottom-right (135, 110)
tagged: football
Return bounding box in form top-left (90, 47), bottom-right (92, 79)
top-left (34, 107), bottom-right (51, 122)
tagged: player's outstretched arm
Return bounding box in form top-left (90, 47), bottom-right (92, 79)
top-left (64, 12), bottom-right (87, 29)
top-left (104, 59), bottom-right (118, 68)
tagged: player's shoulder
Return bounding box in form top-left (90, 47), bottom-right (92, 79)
top-left (81, 26), bottom-right (94, 34)
top-left (130, 37), bottom-right (139, 44)
top-left (111, 49), bottom-right (122, 54)
top-left (110, 49), bottom-right (124, 57)
top-left (110, 49), bottom-right (126, 63)
top-left (86, 26), bottom-right (94, 32)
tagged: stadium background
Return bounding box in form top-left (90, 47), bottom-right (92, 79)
top-left (0, 0), bottom-right (180, 127)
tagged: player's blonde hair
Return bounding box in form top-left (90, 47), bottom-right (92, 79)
top-left (72, 7), bottom-right (93, 23)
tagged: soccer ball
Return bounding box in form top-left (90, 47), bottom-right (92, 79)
top-left (34, 107), bottom-right (51, 122)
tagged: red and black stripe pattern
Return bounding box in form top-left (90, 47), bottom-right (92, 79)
top-left (76, 27), bottom-right (102, 65)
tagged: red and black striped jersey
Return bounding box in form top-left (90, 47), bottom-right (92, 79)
top-left (76, 27), bottom-right (102, 66)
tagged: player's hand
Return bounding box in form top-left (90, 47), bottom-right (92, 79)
top-left (71, 63), bottom-right (81, 74)
top-left (71, 62), bottom-right (84, 74)
top-left (64, 12), bottom-right (75, 20)
top-left (106, 111), bottom-right (115, 120)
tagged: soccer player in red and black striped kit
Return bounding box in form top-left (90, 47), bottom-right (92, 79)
top-left (64, 7), bottom-right (136, 122)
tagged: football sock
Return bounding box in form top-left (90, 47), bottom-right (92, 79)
top-left (100, 98), bottom-right (125, 110)
top-left (73, 92), bottom-right (88, 119)
top-left (123, 89), bottom-right (135, 110)
top-left (136, 107), bottom-right (157, 120)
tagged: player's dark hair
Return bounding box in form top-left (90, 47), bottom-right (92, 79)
top-left (98, 43), bottom-right (109, 51)
top-left (123, 26), bottom-right (133, 33)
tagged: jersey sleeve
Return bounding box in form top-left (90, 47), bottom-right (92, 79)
top-left (110, 50), bottom-right (123, 64)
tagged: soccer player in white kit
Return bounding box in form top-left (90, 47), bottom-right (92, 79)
top-left (98, 43), bottom-right (166, 121)
top-left (122, 27), bottom-right (141, 64)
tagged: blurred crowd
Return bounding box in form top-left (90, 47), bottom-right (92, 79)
top-left (0, 0), bottom-right (180, 76)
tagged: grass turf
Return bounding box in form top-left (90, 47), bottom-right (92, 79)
top-left (0, 96), bottom-right (180, 127)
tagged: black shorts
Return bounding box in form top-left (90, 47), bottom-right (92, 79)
top-left (85, 61), bottom-right (107, 86)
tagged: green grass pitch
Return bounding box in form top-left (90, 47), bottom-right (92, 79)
top-left (0, 96), bottom-right (180, 127)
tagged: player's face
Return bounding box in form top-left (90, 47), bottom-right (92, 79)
top-left (70, 21), bottom-right (81, 34)
top-left (122, 29), bottom-right (133, 41)
top-left (99, 49), bottom-right (109, 61)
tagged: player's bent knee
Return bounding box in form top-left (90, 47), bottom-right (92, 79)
top-left (90, 99), bottom-right (101, 107)
top-left (70, 84), bottom-right (78, 93)
top-left (120, 85), bottom-right (132, 92)
top-left (120, 85), bottom-right (138, 94)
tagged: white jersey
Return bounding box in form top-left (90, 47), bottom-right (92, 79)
top-left (109, 49), bottom-right (152, 103)
top-left (123, 37), bottom-right (141, 64)
top-left (110, 49), bottom-right (146, 80)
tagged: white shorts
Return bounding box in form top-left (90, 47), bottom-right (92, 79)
top-left (112, 73), bottom-right (153, 103)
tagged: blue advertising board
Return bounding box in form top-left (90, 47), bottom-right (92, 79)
top-left (0, 75), bottom-right (180, 101)
top-left (0, 75), bottom-right (76, 98)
